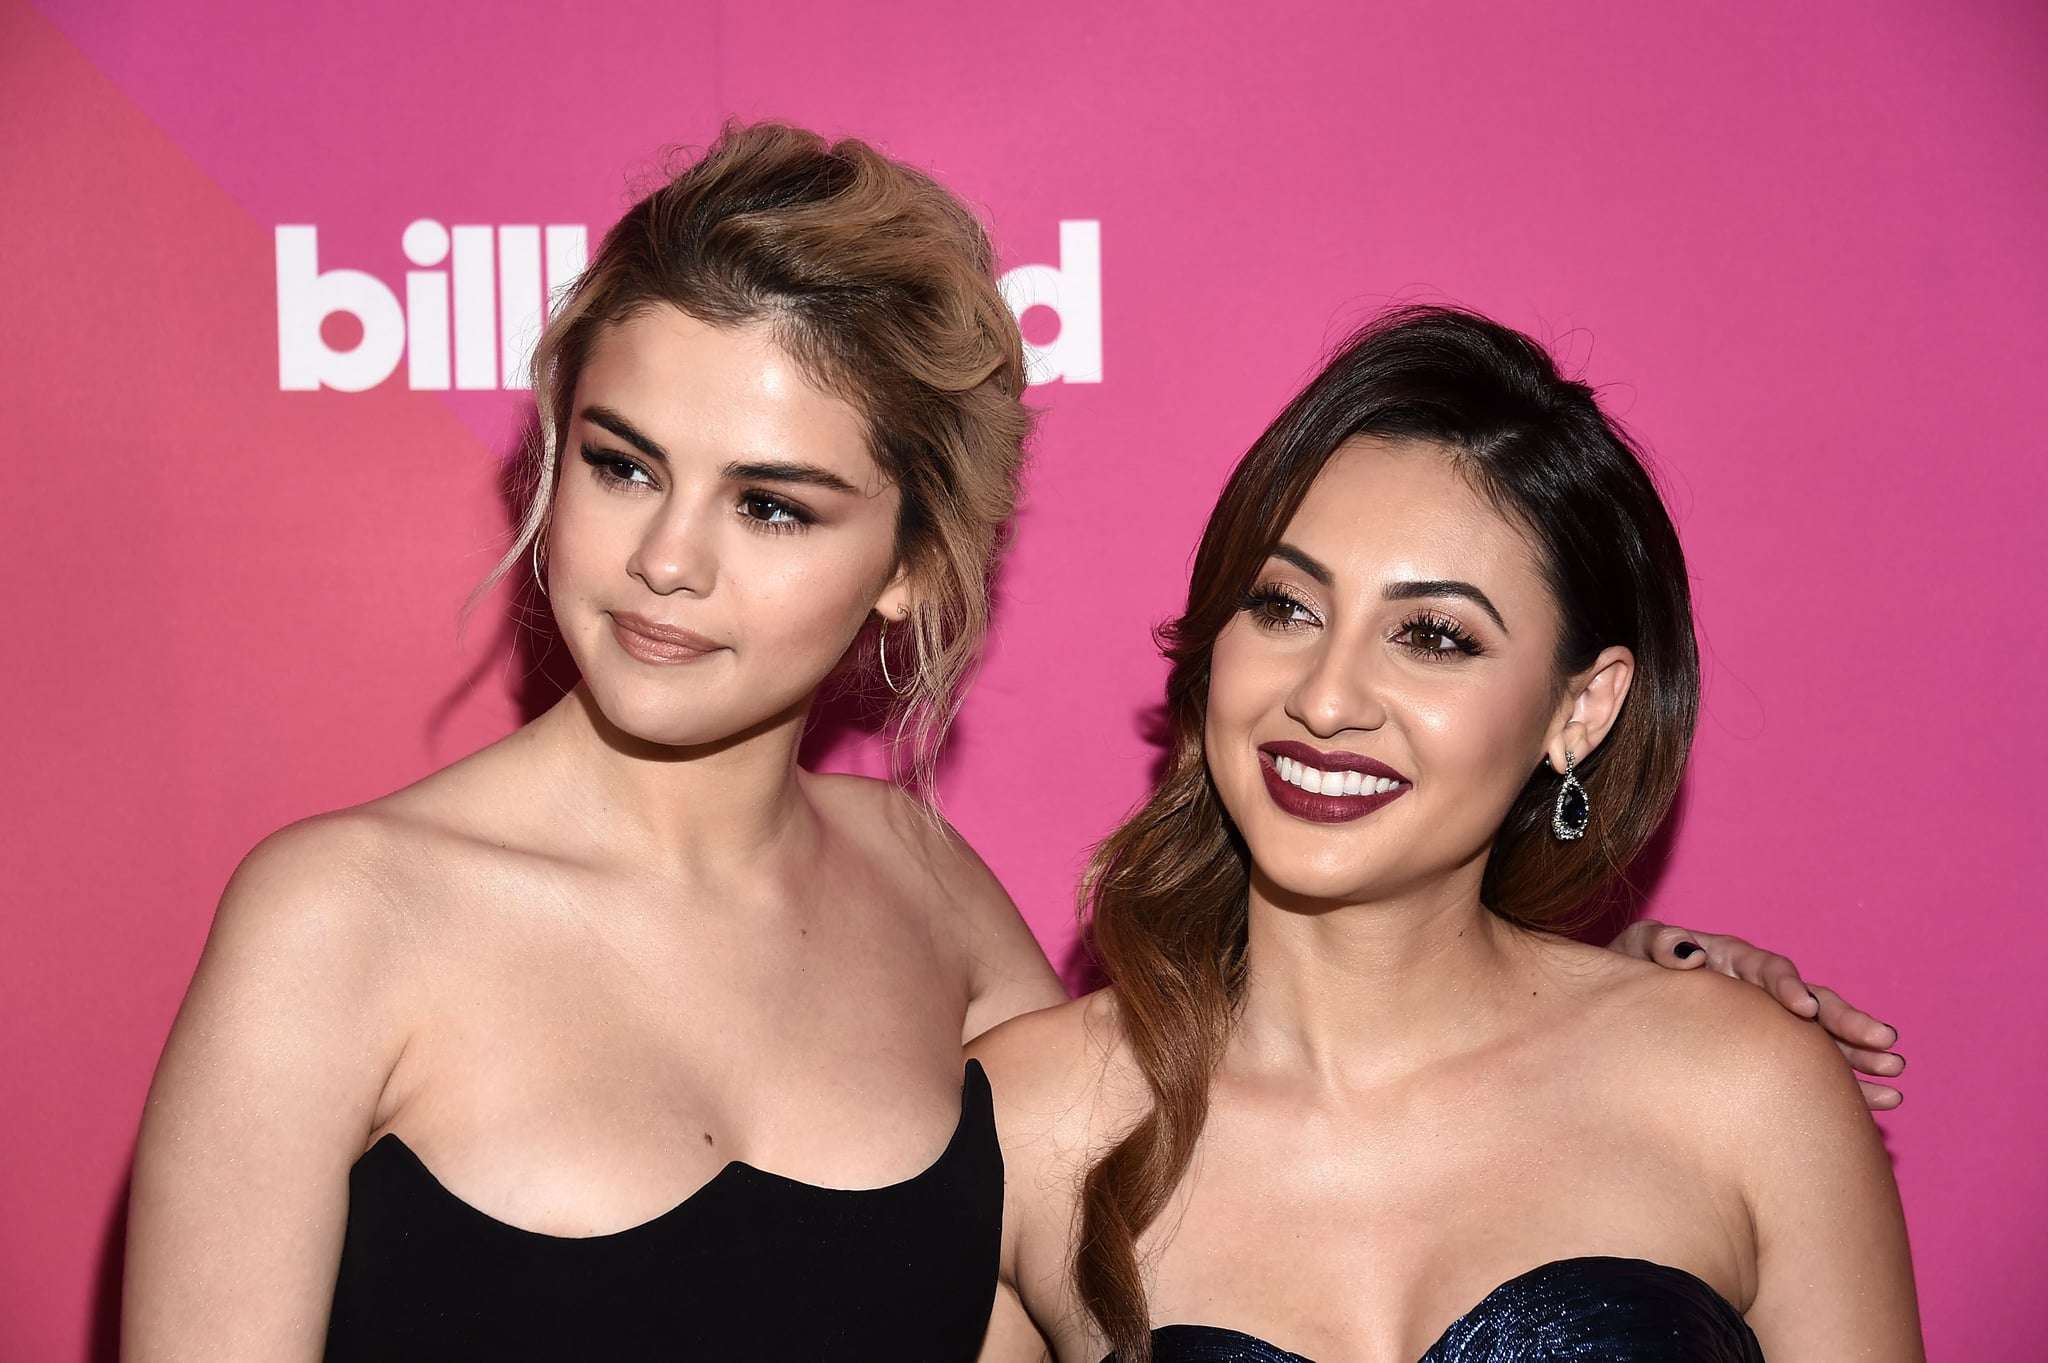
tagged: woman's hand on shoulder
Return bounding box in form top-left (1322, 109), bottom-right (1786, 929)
top-left (124, 813), bottom-right (414, 1362)
top-left (1610, 918), bottom-right (1905, 1109)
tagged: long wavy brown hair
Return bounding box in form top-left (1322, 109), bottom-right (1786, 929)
top-left (1075, 305), bottom-right (1701, 1361)
top-left (483, 120), bottom-right (1031, 789)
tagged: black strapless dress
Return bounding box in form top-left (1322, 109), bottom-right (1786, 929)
top-left (324, 1061), bottom-right (1000, 1362)
top-left (1118, 1257), bottom-right (1764, 1362)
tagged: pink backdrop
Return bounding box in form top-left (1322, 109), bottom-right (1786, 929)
top-left (3, 0), bottom-right (2042, 1356)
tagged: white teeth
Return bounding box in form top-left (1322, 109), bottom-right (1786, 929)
top-left (1273, 755), bottom-right (1405, 797)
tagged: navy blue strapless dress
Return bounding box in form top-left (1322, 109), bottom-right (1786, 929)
top-left (324, 1062), bottom-right (1001, 1362)
top-left (1119, 1257), bottom-right (1763, 1362)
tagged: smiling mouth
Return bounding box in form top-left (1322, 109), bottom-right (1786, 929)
top-left (1271, 753), bottom-right (1406, 797)
top-left (1257, 743), bottom-right (1410, 824)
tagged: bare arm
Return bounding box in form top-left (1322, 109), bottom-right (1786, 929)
top-left (976, 1284), bottom-right (1054, 1363)
top-left (970, 995), bottom-right (1132, 1363)
top-left (1736, 1006), bottom-right (1923, 1359)
top-left (123, 821), bottom-right (406, 1362)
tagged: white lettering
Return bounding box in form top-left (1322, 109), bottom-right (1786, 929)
top-left (450, 225), bottom-right (497, 391)
top-left (275, 226), bottom-right (406, 393)
top-left (999, 220), bottom-right (1103, 385)
top-left (275, 219), bottom-right (1093, 391)
top-left (497, 226), bottom-right (542, 392)
top-left (401, 219), bottom-right (451, 391)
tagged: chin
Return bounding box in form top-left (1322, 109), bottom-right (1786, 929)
top-left (1251, 863), bottom-right (1386, 910)
top-left (580, 674), bottom-right (793, 752)
top-left (1237, 817), bottom-right (1433, 909)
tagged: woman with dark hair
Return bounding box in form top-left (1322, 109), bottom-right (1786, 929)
top-left (975, 306), bottom-right (1920, 1362)
top-left (124, 121), bottom-right (1894, 1362)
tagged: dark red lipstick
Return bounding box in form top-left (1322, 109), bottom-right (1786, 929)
top-left (608, 612), bottom-right (723, 665)
top-left (1257, 740), bottom-right (1410, 825)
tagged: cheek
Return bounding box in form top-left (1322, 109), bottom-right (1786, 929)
top-left (736, 555), bottom-right (880, 640)
top-left (1206, 624), bottom-right (1279, 732)
top-left (545, 478), bottom-right (640, 580)
top-left (1402, 670), bottom-right (1555, 804)
top-left (1203, 624), bottom-right (1296, 793)
top-left (719, 528), bottom-right (904, 670)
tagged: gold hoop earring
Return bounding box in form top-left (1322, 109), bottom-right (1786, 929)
top-left (530, 533), bottom-right (549, 598)
top-left (878, 619), bottom-right (913, 697)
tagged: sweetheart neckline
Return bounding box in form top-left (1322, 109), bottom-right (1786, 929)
top-left (1136, 1256), bottom-right (1752, 1363)
top-left (354, 1059), bottom-right (987, 1244)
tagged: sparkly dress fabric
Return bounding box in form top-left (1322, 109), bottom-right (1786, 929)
top-left (1121, 1257), bottom-right (1764, 1362)
top-left (323, 1062), bottom-right (1001, 1363)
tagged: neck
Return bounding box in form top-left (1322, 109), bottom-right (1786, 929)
top-left (524, 683), bottom-right (820, 879)
top-left (1234, 862), bottom-right (1529, 1083)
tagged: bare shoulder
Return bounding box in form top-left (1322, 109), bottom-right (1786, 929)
top-left (212, 806), bottom-right (419, 958)
top-left (970, 989), bottom-right (1147, 1314)
top-left (1593, 953), bottom-right (1917, 1354)
top-left (1635, 957), bottom-right (1854, 1093)
top-left (807, 771), bottom-right (994, 891)
top-left (1543, 935), bottom-right (1870, 1148)
top-left (1516, 932), bottom-right (1916, 1354)
top-left (809, 770), bottom-right (1065, 1031)
top-left (969, 990), bottom-right (1144, 1157)
top-left (200, 737), bottom-right (547, 993)
top-left (179, 809), bottom-right (462, 1063)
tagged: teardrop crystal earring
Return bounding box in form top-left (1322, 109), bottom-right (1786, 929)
top-left (1551, 749), bottom-right (1590, 842)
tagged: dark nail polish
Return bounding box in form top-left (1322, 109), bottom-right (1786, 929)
top-left (1674, 941), bottom-right (1701, 960)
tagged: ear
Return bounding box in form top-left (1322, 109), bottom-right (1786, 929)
top-left (871, 560), bottom-right (919, 624)
top-left (1543, 645), bottom-right (1635, 773)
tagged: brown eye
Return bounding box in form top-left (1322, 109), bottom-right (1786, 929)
top-left (737, 492), bottom-right (813, 528)
top-left (1240, 586), bottom-right (1318, 628)
top-left (1412, 626), bottom-right (1457, 651)
top-left (580, 445), bottom-right (655, 489)
top-left (1394, 614), bottom-right (1480, 659)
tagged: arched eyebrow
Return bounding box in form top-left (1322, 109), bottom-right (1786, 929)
top-left (579, 405), bottom-right (860, 494)
top-left (724, 460), bottom-right (861, 494)
top-left (582, 405), bottom-right (668, 462)
top-left (1271, 543), bottom-right (1333, 585)
top-left (1384, 579), bottom-right (1508, 633)
top-left (1270, 543), bottom-right (1508, 633)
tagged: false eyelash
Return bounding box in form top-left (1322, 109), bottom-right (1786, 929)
top-left (1394, 609), bottom-right (1483, 659)
top-left (1238, 583), bottom-right (1320, 630)
top-left (580, 444), bottom-right (658, 491)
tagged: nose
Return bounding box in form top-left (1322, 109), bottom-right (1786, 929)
top-left (626, 500), bottom-right (718, 597)
top-left (1282, 627), bottom-right (1388, 739)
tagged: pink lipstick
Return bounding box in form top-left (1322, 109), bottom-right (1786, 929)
top-left (608, 612), bottom-right (723, 665)
top-left (1257, 740), bottom-right (1410, 825)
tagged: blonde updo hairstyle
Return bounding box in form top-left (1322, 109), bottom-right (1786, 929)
top-left (491, 121), bottom-right (1032, 787)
